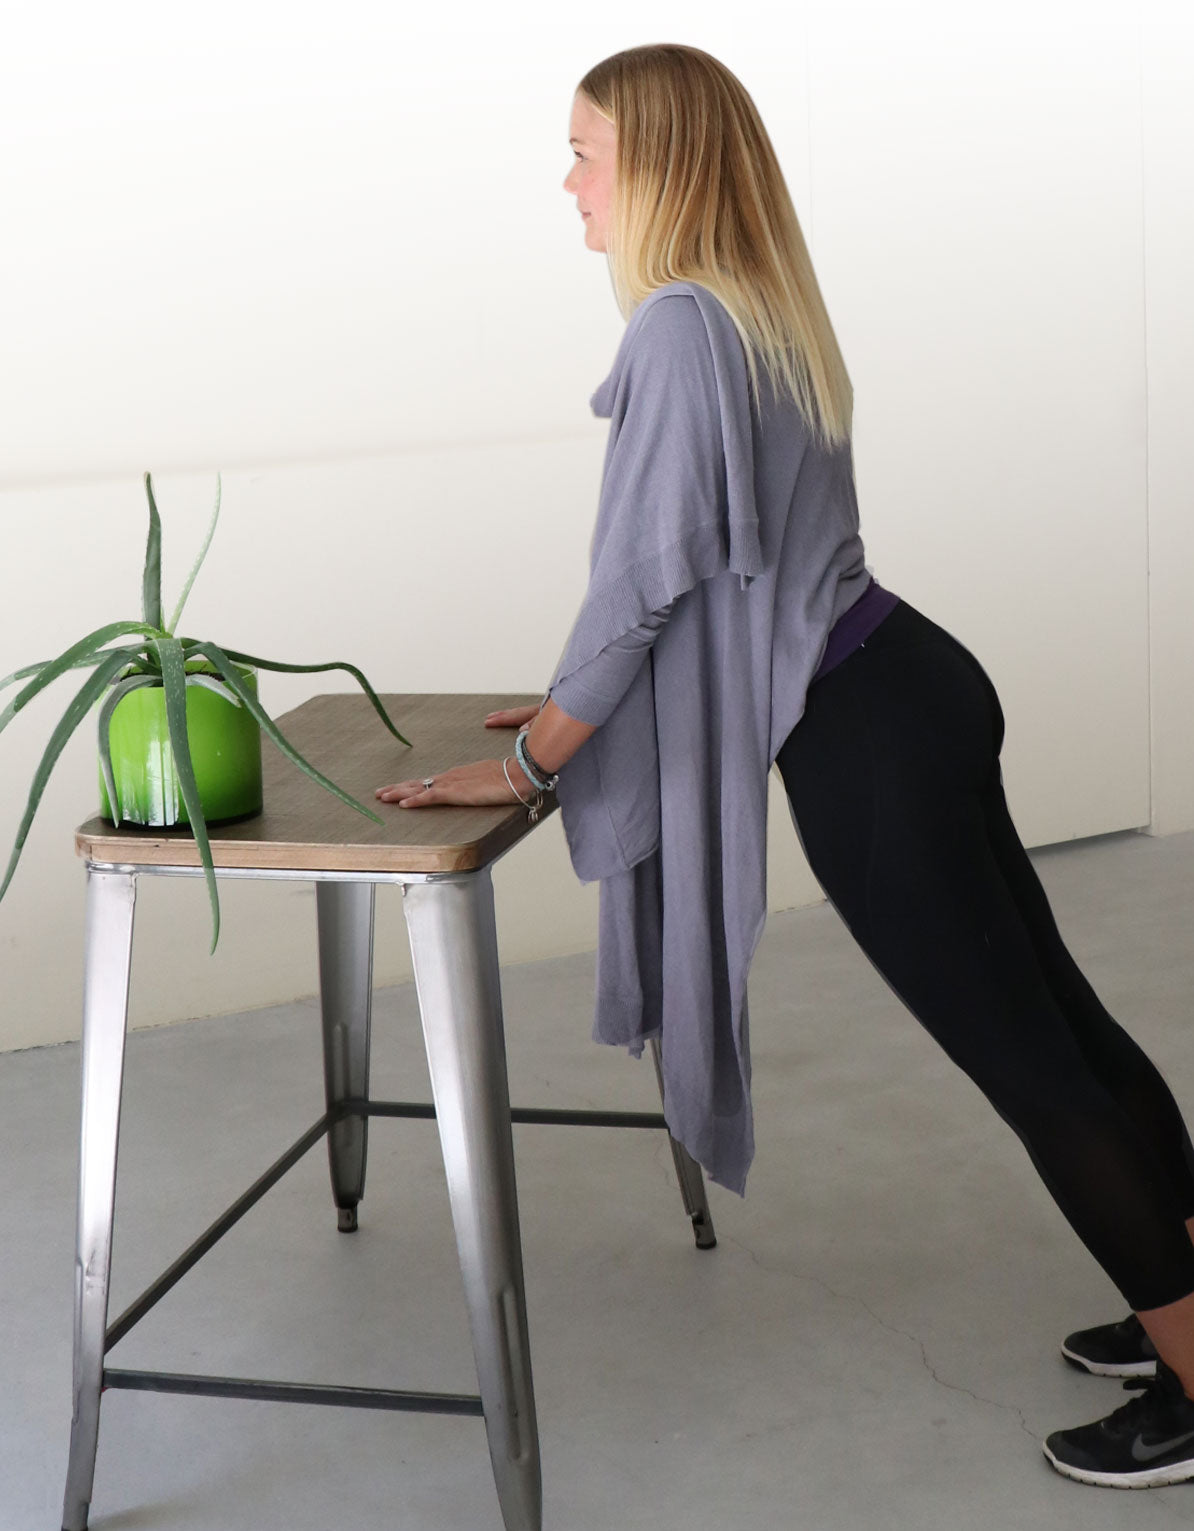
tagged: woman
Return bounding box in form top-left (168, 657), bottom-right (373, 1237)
top-left (375, 43), bottom-right (1194, 1488)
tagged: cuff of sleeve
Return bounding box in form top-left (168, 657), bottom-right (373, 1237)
top-left (548, 676), bottom-right (619, 728)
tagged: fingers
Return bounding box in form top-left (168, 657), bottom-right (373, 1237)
top-left (374, 780), bottom-right (433, 805)
top-left (374, 759), bottom-right (513, 810)
top-left (484, 705), bottom-right (540, 727)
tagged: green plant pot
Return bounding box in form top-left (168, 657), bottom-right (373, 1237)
top-left (97, 664), bottom-right (264, 827)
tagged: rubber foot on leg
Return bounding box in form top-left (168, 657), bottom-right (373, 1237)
top-left (337, 1206), bottom-right (359, 1233)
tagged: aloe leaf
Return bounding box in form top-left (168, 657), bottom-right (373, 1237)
top-left (1, 626), bottom-right (160, 737)
top-left (0, 662), bottom-right (45, 693)
top-left (178, 645), bottom-right (240, 690)
top-left (1, 643), bottom-right (153, 694)
top-left (188, 640), bottom-right (384, 825)
top-left (167, 473), bottom-right (222, 636)
top-left (217, 648), bottom-right (413, 747)
top-left (184, 673), bottom-right (241, 705)
top-left (142, 472), bottom-right (163, 631)
top-left (0, 646), bottom-right (143, 907)
top-left (153, 637), bottom-right (220, 953)
top-left (97, 673), bottom-right (162, 827)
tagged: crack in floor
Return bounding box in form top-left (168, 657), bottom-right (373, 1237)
top-left (1147, 1494), bottom-right (1194, 1526)
top-left (636, 1150), bottom-right (1194, 1512)
top-left (719, 1230), bottom-right (1040, 1444)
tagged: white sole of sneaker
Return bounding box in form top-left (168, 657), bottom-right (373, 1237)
top-left (1059, 1343), bottom-right (1157, 1378)
top-left (1042, 1442), bottom-right (1194, 1488)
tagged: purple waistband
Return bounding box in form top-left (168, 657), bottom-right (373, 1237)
top-left (811, 577), bottom-right (900, 684)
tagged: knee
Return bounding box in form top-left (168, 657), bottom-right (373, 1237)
top-left (964, 1053), bottom-right (1114, 1150)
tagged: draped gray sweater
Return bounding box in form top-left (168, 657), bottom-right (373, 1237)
top-left (543, 280), bottom-right (872, 1195)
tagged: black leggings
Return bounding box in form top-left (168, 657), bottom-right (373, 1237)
top-left (774, 598), bottom-right (1194, 1312)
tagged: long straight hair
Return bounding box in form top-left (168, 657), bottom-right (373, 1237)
top-left (577, 43), bottom-right (853, 451)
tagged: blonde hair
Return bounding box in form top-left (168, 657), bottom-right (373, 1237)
top-left (577, 43), bottom-right (853, 451)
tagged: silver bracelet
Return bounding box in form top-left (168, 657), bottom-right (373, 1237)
top-left (503, 755), bottom-right (545, 823)
top-left (502, 756), bottom-right (532, 805)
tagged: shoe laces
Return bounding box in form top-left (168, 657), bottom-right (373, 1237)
top-left (1105, 1366), bottom-right (1185, 1434)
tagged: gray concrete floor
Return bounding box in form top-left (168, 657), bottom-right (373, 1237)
top-left (4, 829), bottom-right (1194, 1530)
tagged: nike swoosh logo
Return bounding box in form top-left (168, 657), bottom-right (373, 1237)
top-left (1130, 1428), bottom-right (1194, 1463)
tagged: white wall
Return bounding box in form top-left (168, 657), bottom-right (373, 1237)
top-left (1, 1), bottom-right (1191, 1052)
top-left (1143, 2), bottom-right (1194, 837)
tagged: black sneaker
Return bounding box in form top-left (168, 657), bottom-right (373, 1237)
top-left (1044, 1359), bottom-right (1194, 1487)
top-left (1061, 1313), bottom-right (1158, 1378)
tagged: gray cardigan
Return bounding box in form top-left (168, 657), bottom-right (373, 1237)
top-left (544, 280), bottom-right (871, 1195)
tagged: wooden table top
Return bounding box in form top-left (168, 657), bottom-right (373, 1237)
top-left (74, 692), bottom-right (557, 875)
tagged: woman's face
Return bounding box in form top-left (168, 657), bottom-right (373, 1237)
top-left (563, 91), bottom-right (616, 253)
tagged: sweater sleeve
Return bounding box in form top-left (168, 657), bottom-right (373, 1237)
top-left (548, 601), bottom-right (676, 726)
top-left (546, 290), bottom-right (761, 724)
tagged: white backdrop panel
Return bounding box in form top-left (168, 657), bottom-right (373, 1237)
top-left (807, 0), bottom-right (1150, 845)
top-left (0, 2), bottom-right (1166, 1049)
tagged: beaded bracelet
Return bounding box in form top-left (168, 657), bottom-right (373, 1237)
top-left (513, 736), bottom-right (547, 791)
top-left (514, 732), bottom-right (553, 794)
top-left (515, 730), bottom-right (559, 793)
top-left (520, 735), bottom-right (559, 790)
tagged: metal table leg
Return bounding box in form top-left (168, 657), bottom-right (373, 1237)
top-left (62, 868), bottom-right (138, 1531)
top-left (402, 870), bottom-right (542, 1531)
top-left (648, 1038), bottom-right (717, 1249)
top-left (316, 881), bottom-right (376, 1232)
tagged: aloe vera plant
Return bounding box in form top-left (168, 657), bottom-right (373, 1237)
top-left (0, 472), bottom-right (411, 951)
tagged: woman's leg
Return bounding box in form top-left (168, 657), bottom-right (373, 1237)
top-left (775, 601), bottom-right (1194, 1328)
top-left (972, 684), bottom-right (1194, 1222)
top-left (978, 768), bottom-right (1194, 1382)
top-left (979, 769), bottom-right (1194, 1375)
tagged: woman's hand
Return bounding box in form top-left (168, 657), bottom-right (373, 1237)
top-left (484, 703), bottom-right (541, 730)
top-left (374, 704), bottom-right (547, 809)
top-left (375, 758), bottom-right (532, 810)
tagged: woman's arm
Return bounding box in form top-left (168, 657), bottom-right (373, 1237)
top-left (525, 595), bottom-right (678, 775)
top-left (529, 600), bottom-right (676, 775)
top-left (521, 697), bottom-right (597, 776)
